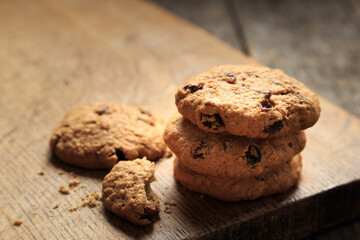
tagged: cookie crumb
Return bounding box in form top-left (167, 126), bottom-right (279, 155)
top-left (69, 178), bottom-right (80, 189)
top-left (82, 190), bottom-right (100, 208)
top-left (164, 201), bottom-right (176, 206)
top-left (53, 202), bottom-right (60, 209)
top-left (164, 207), bottom-right (172, 214)
top-left (58, 171), bottom-right (65, 175)
top-left (66, 190), bottom-right (101, 212)
top-left (70, 172), bottom-right (77, 178)
top-left (37, 169), bottom-right (45, 176)
top-left (67, 206), bottom-right (79, 212)
top-left (59, 186), bottom-right (70, 195)
top-left (164, 201), bottom-right (176, 214)
top-left (14, 220), bottom-right (22, 226)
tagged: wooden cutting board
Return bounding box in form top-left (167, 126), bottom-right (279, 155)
top-left (0, 0), bottom-right (359, 239)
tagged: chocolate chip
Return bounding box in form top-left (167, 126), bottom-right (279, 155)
top-left (95, 105), bottom-right (109, 115)
top-left (183, 84), bottom-right (203, 93)
top-left (139, 207), bottom-right (157, 221)
top-left (263, 120), bottom-right (284, 134)
top-left (200, 113), bottom-right (224, 130)
top-left (244, 145), bottom-right (262, 165)
top-left (115, 149), bottom-right (127, 162)
top-left (193, 141), bottom-right (207, 159)
top-left (288, 142), bottom-right (293, 147)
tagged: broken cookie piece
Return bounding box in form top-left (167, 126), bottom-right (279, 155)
top-left (102, 158), bottom-right (159, 225)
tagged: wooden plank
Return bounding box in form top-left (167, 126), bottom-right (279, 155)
top-left (0, 0), bottom-right (359, 239)
top-left (151, 0), bottom-right (244, 51)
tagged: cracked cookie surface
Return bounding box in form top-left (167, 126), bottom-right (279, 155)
top-left (173, 155), bottom-right (302, 201)
top-left (175, 65), bottom-right (320, 138)
top-left (50, 102), bottom-right (166, 169)
top-left (102, 158), bottom-right (159, 225)
top-left (164, 114), bottom-right (305, 178)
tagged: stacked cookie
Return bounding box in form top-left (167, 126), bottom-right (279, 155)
top-left (164, 65), bottom-right (321, 201)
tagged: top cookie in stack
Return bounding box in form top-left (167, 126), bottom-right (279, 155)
top-left (175, 65), bottom-right (320, 138)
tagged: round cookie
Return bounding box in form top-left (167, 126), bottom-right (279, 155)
top-left (102, 158), bottom-right (159, 225)
top-left (174, 155), bottom-right (302, 202)
top-left (50, 102), bottom-right (166, 169)
top-left (163, 114), bottom-right (306, 178)
top-left (175, 65), bottom-right (320, 138)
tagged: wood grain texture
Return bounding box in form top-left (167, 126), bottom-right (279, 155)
top-left (151, 0), bottom-right (243, 51)
top-left (235, 0), bottom-right (360, 117)
top-left (0, 0), bottom-right (359, 239)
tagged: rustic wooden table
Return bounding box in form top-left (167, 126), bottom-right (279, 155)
top-left (152, 1), bottom-right (360, 239)
top-left (1, 0), bottom-right (359, 239)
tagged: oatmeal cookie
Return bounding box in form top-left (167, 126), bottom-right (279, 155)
top-left (164, 114), bottom-right (305, 178)
top-left (174, 155), bottom-right (302, 201)
top-left (50, 102), bottom-right (166, 169)
top-left (175, 65), bottom-right (320, 138)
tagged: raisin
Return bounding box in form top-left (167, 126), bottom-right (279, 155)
top-left (224, 72), bottom-right (236, 84)
top-left (244, 145), bottom-right (262, 165)
top-left (263, 120), bottom-right (284, 134)
top-left (183, 84), bottom-right (203, 93)
top-left (260, 100), bottom-right (274, 112)
top-left (200, 113), bottom-right (224, 130)
top-left (95, 105), bottom-right (109, 115)
top-left (193, 141), bottom-right (207, 159)
top-left (193, 153), bottom-right (204, 159)
top-left (254, 176), bottom-right (265, 181)
top-left (115, 149), bottom-right (127, 162)
top-left (260, 93), bottom-right (275, 112)
top-left (139, 207), bottom-right (157, 221)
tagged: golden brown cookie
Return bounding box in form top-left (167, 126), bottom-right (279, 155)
top-left (102, 158), bottom-right (159, 225)
top-left (163, 114), bottom-right (305, 178)
top-left (175, 65), bottom-right (320, 138)
top-left (50, 102), bottom-right (166, 169)
top-left (174, 155), bottom-right (302, 201)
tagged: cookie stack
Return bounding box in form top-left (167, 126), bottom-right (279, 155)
top-left (164, 65), bottom-right (321, 201)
